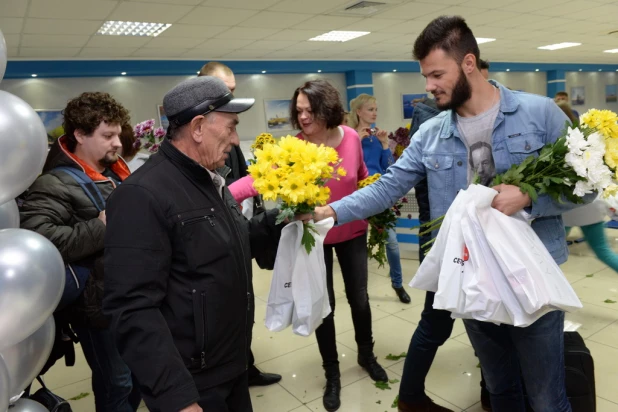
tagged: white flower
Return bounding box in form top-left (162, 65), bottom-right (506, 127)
top-left (574, 180), bottom-right (594, 197)
top-left (565, 127), bottom-right (589, 156)
top-left (565, 153), bottom-right (587, 177)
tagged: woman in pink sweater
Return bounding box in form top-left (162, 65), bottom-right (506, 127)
top-left (291, 80), bottom-right (388, 411)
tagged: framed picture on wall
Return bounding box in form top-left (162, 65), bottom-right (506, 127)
top-left (606, 85), bottom-right (617, 103)
top-left (35, 109), bottom-right (64, 147)
top-left (402, 93), bottom-right (428, 120)
top-left (571, 86), bottom-right (585, 106)
top-left (264, 99), bottom-right (292, 132)
top-left (158, 105), bottom-right (169, 130)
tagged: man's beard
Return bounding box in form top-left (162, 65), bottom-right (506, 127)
top-left (436, 69), bottom-right (472, 111)
top-left (99, 152), bottom-right (118, 168)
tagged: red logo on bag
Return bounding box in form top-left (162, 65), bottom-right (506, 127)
top-left (463, 245), bottom-right (469, 262)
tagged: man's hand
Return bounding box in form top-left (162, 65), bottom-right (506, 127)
top-left (313, 206), bottom-right (336, 223)
top-left (179, 403), bottom-right (202, 412)
top-left (491, 184), bottom-right (531, 216)
top-left (98, 210), bottom-right (106, 225)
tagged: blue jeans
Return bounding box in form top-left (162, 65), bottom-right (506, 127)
top-left (73, 326), bottom-right (141, 412)
top-left (464, 311), bottom-right (571, 412)
top-left (399, 291), bottom-right (454, 402)
top-left (386, 228), bottom-right (403, 288)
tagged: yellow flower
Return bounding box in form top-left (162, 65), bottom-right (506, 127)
top-left (605, 138), bottom-right (618, 170)
top-left (580, 109), bottom-right (618, 140)
top-left (259, 174), bottom-right (280, 201)
top-left (280, 175), bottom-right (307, 204)
top-left (604, 184), bottom-right (618, 199)
top-left (405, 123), bottom-right (411, 130)
top-left (358, 173), bottom-right (381, 189)
top-left (337, 167), bottom-right (347, 177)
top-left (251, 133), bottom-right (276, 151)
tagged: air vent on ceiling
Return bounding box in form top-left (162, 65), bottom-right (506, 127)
top-left (340, 1), bottom-right (388, 16)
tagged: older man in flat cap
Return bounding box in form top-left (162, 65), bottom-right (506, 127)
top-left (103, 76), bottom-right (285, 412)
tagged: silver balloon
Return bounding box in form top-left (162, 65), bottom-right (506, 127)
top-left (0, 29), bottom-right (6, 83)
top-left (0, 201), bottom-right (19, 230)
top-left (6, 399), bottom-right (48, 412)
top-left (0, 355), bottom-right (9, 412)
top-left (0, 229), bottom-right (64, 348)
top-left (0, 91), bottom-right (48, 205)
top-left (0, 317), bottom-right (54, 400)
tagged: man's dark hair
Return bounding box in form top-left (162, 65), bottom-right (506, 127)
top-left (479, 59), bottom-right (490, 70)
top-left (119, 122), bottom-right (138, 159)
top-left (555, 91), bottom-right (569, 98)
top-left (413, 16), bottom-right (480, 64)
top-left (62, 92), bottom-right (130, 152)
top-left (290, 80), bottom-right (344, 130)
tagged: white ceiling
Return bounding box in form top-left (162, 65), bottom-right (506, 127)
top-left (1, 0), bottom-right (617, 63)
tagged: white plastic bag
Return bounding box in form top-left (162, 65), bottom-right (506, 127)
top-left (241, 197), bottom-right (254, 219)
top-left (469, 185), bottom-right (582, 317)
top-left (264, 218), bottom-right (334, 336)
top-left (291, 219), bottom-right (334, 336)
top-left (410, 188), bottom-right (471, 292)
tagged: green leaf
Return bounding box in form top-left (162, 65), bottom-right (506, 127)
top-left (374, 381), bottom-right (392, 390)
top-left (389, 379), bottom-right (400, 384)
top-left (69, 393), bottom-right (90, 401)
top-left (376, 400), bottom-right (382, 404)
top-left (604, 299), bottom-right (616, 304)
top-left (586, 274), bottom-right (594, 278)
top-left (385, 352), bottom-right (407, 361)
top-left (301, 223), bottom-right (317, 254)
top-left (275, 208), bottom-right (295, 225)
top-left (257, 394), bottom-right (264, 398)
top-left (392, 395), bottom-right (399, 408)
top-left (476, 362), bottom-right (481, 368)
top-left (519, 182), bottom-right (538, 203)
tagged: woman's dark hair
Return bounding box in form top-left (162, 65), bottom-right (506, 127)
top-left (290, 80), bottom-right (344, 130)
top-left (413, 16), bottom-right (480, 64)
top-left (119, 122), bottom-right (138, 160)
top-left (62, 92), bottom-right (130, 152)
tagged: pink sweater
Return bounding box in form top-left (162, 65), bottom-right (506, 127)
top-left (297, 126), bottom-right (369, 245)
top-left (229, 126), bottom-right (369, 245)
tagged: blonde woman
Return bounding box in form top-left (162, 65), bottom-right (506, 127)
top-left (349, 94), bottom-right (410, 304)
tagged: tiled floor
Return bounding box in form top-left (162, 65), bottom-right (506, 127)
top-left (36, 228), bottom-right (618, 411)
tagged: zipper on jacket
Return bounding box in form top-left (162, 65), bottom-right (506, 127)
top-left (181, 215), bottom-right (216, 227)
top-left (218, 196), bottom-right (251, 370)
top-left (191, 289), bottom-right (207, 370)
top-left (200, 291), bottom-right (207, 369)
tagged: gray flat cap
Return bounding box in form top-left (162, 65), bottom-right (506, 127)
top-left (163, 76), bottom-right (255, 128)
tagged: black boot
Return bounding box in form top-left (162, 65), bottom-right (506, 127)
top-left (323, 367), bottom-right (341, 411)
top-left (357, 342), bottom-right (388, 382)
top-left (393, 286), bottom-right (411, 304)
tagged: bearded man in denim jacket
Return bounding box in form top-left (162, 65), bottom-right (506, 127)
top-left (315, 15), bottom-right (593, 412)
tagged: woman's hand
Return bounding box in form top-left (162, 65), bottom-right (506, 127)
top-left (358, 128), bottom-right (371, 140)
top-left (375, 127), bottom-right (389, 149)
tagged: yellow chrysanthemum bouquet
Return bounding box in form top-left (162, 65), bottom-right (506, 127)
top-left (248, 135), bottom-right (346, 253)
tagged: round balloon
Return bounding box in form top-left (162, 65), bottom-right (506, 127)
top-left (0, 30), bottom-right (6, 83)
top-left (0, 201), bottom-right (19, 230)
top-left (0, 317), bottom-right (54, 400)
top-left (6, 399), bottom-right (48, 412)
top-left (0, 91), bottom-right (48, 205)
top-left (0, 229), bottom-right (64, 348)
top-left (0, 355), bottom-right (9, 412)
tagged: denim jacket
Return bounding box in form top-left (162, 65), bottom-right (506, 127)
top-left (331, 81), bottom-right (594, 265)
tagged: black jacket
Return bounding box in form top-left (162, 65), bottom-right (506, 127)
top-left (20, 136), bottom-right (130, 328)
top-left (103, 140), bottom-right (282, 412)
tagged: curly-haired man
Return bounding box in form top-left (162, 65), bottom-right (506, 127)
top-left (20, 92), bottom-right (141, 411)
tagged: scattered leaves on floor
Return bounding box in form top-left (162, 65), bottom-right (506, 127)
top-left (392, 394), bottom-right (399, 408)
top-left (374, 381), bottom-right (392, 390)
top-left (385, 352), bottom-right (407, 361)
top-left (388, 379), bottom-right (400, 384)
top-left (376, 400), bottom-right (382, 404)
top-left (476, 362), bottom-right (481, 368)
top-left (604, 299), bottom-right (616, 304)
top-left (69, 393), bottom-right (90, 401)
top-left (256, 394), bottom-right (263, 398)
top-left (586, 274), bottom-right (594, 278)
